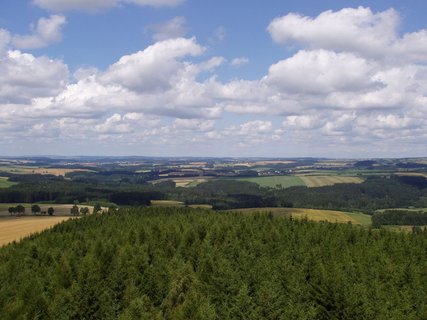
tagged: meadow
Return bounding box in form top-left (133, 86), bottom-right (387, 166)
top-left (237, 175), bottom-right (363, 188)
top-left (0, 177), bottom-right (16, 188)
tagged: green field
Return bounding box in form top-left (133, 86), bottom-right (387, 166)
top-left (237, 174), bottom-right (363, 188)
top-left (150, 200), bottom-right (212, 209)
top-left (0, 177), bottom-right (16, 188)
top-left (237, 175), bottom-right (305, 188)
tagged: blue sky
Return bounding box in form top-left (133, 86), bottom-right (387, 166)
top-left (0, 0), bottom-right (426, 157)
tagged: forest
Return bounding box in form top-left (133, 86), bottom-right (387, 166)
top-left (0, 173), bottom-right (426, 214)
top-left (372, 209), bottom-right (427, 226)
top-left (0, 207), bottom-right (426, 319)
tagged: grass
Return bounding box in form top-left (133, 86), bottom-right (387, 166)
top-left (150, 200), bottom-right (212, 209)
top-left (298, 175), bottom-right (364, 187)
top-left (150, 200), bottom-right (185, 207)
top-left (0, 216), bottom-right (73, 246)
top-left (0, 177), bottom-right (16, 188)
top-left (229, 207), bottom-right (372, 225)
top-left (237, 175), bottom-right (363, 188)
top-left (237, 176), bottom-right (305, 188)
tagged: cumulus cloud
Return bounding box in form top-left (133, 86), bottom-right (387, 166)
top-left (12, 15), bottom-right (66, 49)
top-left (1, 7), bottom-right (427, 156)
top-left (0, 50), bottom-right (69, 104)
top-left (267, 7), bottom-right (427, 63)
top-left (32, 0), bottom-right (183, 12)
top-left (173, 119), bottom-right (215, 131)
top-left (100, 37), bottom-right (205, 93)
top-left (268, 7), bottom-right (398, 58)
top-left (147, 16), bottom-right (188, 42)
top-left (266, 50), bottom-right (379, 94)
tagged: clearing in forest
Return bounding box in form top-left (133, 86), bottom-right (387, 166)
top-left (0, 177), bottom-right (16, 188)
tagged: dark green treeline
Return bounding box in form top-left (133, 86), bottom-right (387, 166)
top-left (0, 208), bottom-right (426, 319)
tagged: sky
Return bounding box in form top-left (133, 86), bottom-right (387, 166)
top-left (0, 0), bottom-right (427, 158)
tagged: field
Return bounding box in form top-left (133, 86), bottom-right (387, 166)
top-left (237, 175), bottom-right (305, 188)
top-left (0, 216), bottom-right (72, 246)
top-left (229, 207), bottom-right (372, 225)
top-left (298, 175), bottom-right (364, 187)
top-left (150, 200), bottom-right (212, 209)
top-left (394, 172), bottom-right (427, 178)
top-left (0, 165), bottom-right (93, 176)
top-left (0, 177), bottom-right (16, 188)
top-left (151, 177), bottom-right (210, 187)
top-left (238, 175), bottom-right (363, 188)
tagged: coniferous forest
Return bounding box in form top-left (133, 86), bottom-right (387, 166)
top-left (0, 208), bottom-right (426, 319)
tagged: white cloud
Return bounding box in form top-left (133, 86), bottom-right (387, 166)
top-left (284, 115), bottom-right (323, 130)
top-left (226, 120), bottom-right (272, 135)
top-left (267, 7), bottom-right (427, 64)
top-left (12, 15), bottom-right (66, 49)
top-left (100, 37), bottom-right (205, 93)
top-left (32, 0), bottom-right (183, 12)
top-left (0, 50), bottom-right (69, 104)
top-left (1, 6), bottom-right (427, 157)
top-left (147, 16), bottom-right (188, 42)
top-left (231, 57), bottom-right (249, 67)
top-left (268, 7), bottom-right (399, 59)
top-left (173, 119), bottom-right (215, 131)
top-left (266, 50), bottom-right (378, 94)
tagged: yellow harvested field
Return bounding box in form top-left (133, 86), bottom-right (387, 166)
top-left (299, 175), bottom-right (364, 187)
top-left (229, 207), bottom-right (371, 225)
top-left (0, 216), bottom-right (72, 246)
